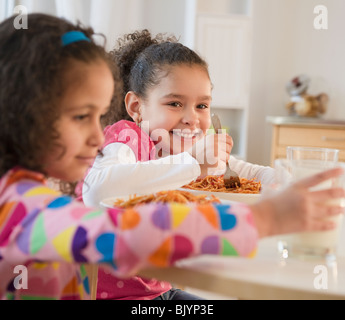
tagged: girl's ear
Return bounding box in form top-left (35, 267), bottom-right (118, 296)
top-left (125, 91), bottom-right (142, 125)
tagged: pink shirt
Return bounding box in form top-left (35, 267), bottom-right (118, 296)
top-left (96, 121), bottom-right (171, 299)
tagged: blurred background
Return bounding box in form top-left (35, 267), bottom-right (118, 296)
top-left (1, 0), bottom-right (345, 166)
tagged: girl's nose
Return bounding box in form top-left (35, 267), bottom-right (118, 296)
top-left (89, 121), bottom-right (105, 148)
top-left (182, 107), bottom-right (199, 126)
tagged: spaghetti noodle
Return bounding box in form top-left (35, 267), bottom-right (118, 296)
top-left (113, 190), bottom-right (221, 208)
top-left (183, 175), bottom-right (261, 194)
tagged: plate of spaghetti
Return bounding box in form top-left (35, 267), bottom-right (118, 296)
top-left (100, 189), bottom-right (221, 209)
top-left (181, 175), bottom-right (262, 204)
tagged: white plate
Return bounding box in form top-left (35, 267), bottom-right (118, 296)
top-left (100, 189), bottom-right (261, 209)
top-left (178, 188), bottom-right (261, 204)
top-left (100, 194), bottom-right (158, 209)
top-left (100, 197), bottom-right (121, 209)
top-left (99, 194), bottom-right (222, 209)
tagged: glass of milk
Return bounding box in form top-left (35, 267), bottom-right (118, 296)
top-left (274, 147), bottom-right (344, 261)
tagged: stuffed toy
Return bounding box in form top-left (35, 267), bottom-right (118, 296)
top-left (285, 75), bottom-right (328, 117)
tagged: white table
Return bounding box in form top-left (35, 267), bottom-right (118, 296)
top-left (140, 233), bottom-right (345, 300)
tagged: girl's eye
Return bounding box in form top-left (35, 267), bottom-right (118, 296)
top-left (168, 102), bottom-right (182, 108)
top-left (74, 114), bottom-right (89, 121)
top-left (197, 104), bottom-right (208, 109)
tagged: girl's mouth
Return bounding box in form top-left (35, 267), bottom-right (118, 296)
top-left (171, 129), bottom-right (202, 140)
top-left (76, 156), bottom-right (95, 166)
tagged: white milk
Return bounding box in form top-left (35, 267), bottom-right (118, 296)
top-left (290, 162), bottom-right (344, 255)
top-left (292, 202), bottom-right (344, 251)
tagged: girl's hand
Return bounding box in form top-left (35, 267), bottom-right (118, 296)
top-left (187, 133), bottom-right (233, 178)
top-left (251, 167), bottom-right (345, 238)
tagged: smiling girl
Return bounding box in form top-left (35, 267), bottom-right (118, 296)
top-left (81, 31), bottom-right (234, 208)
top-left (81, 30), bottom-right (275, 209)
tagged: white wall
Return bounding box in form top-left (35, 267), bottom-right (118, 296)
top-left (141, 0), bottom-right (192, 45)
top-left (248, 0), bottom-right (345, 166)
top-left (0, 0), bottom-right (146, 51)
top-left (197, 0), bottom-right (251, 15)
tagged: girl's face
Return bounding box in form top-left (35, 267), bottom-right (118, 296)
top-left (139, 64), bottom-right (212, 156)
top-left (43, 60), bottom-right (114, 182)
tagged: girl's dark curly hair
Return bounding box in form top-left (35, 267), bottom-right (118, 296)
top-left (0, 13), bottom-right (122, 194)
top-left (104, 29), bottom-right (210, 126)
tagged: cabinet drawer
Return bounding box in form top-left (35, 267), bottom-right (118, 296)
top-left (278, 127), bottom-right (345, 149)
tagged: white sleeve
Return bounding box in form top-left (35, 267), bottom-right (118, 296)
top-left (82, 143), bottom-right (201, 207)
top-left (228, 156), bottom-right (275, 185)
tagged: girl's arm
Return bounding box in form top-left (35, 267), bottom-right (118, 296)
top-left (2, 167), bottom-right (342, 284)
top-left (0, 179), bottom-right (258, 278)
top-left (229, 156), bottom-right (276, 185)
top-left (83, 143), bottom-right (201, 207)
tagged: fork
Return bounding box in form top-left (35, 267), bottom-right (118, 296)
top-left (211, 113), bottom-right (241, 189)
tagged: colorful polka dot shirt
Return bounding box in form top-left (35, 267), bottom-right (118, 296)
top-left (0, 168), bottom-right (258, 300)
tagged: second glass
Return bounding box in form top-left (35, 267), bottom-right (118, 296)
top-left (276, 146), bottom-right (343, 261)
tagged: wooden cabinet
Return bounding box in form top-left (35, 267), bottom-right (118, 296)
top-left (267, 116), bottom-right (345, 166)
